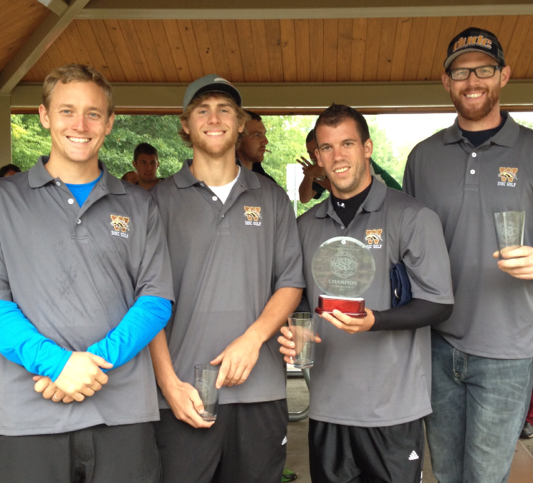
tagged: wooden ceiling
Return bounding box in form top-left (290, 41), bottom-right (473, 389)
top-left (13, 14), bottom-right (533, 84)
top-left (2, 0), bottom-right (533, 111)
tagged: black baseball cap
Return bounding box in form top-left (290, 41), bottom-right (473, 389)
top-left (444, 28), bottom-right (505, 69)
top-left (182, 74), bottom-right (242, 111)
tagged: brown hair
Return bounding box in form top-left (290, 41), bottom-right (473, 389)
top-left (314, 104), bottom-right (370, 145)
top-left (42, 64), bottom-right (115, 118)
top-left (178, 92), bottom-right (250, 148)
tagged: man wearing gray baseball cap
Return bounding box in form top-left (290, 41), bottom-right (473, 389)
top-left (149, 74), bottom-right (305, 483)
top-left (404, 27), bottom-right (533, 483)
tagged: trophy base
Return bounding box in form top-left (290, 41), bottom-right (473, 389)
top-left (315, 295), bottom-right (366, 318)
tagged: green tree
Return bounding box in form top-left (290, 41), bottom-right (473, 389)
top-left (261, 115), bottom-right (322, 216)
top-left (11, 114), bottom-right (51, 171)
top-left (10, 114), bottom-right (193, 179)
top-left (100, 115), bottom-right (192, 178)
top-left (366, 115), bottom-right (403, 185)
top-left (10, 113), bottom-right (401, 218)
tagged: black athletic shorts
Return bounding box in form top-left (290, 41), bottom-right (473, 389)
top-left (154, 400), bottom-right (289, 483)
top-left (0, 422), bottom-right (160, 483)
top-left (309, 418), bottom-right (424, 483)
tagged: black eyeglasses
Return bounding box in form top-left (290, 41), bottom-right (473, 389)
top-left (447, 65), bottom-right (504, 81)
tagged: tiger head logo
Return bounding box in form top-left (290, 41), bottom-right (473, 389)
top-left (365, 229), bottom-right (383, 245)
top-left (110, 215), bottom-right (130, 233)
top-left (244, 206), bottom-right (261, 222)
top-left (499, 167), bottom-right (518, 183)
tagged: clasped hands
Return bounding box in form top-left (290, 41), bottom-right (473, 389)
top-left (33, 351), bottom-right (112, 404)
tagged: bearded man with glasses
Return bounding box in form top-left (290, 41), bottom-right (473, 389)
top-left (404, 28), bottom-right (533, 483)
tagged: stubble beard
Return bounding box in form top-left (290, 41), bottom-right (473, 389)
top-left (451, 85), bottom-right (500, 123)
top-left (191, 130), bottom-right (239, 158)
top-left (329, 159), bottom-right (367, 197)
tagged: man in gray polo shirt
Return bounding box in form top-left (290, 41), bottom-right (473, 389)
top-left (150, 74), bottom-right (304, 483)
top-left (0, 64), bottom-right (173, 483)
top-left (404, 27), bottom-right (533, 483)
top-left (279, 104), bottom-right (454, 483)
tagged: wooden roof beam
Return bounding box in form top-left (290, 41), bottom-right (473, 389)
top-left (12, 80), bottom-right (533, 110)
top-left (37, 0), bottom-right (68, 17)
top-left (78, 0), bottom-right (533, 20)
top-left (0, 0), bottom-right (90, 94)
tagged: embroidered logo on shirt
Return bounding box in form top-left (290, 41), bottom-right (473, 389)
top-left (110, 215), bottom-right (130, 238)
top-left (244, 206), bottom-right (262, 226)
top-left (498, 167), bottom-right (518, 187)
top-left (365, 229), bottom-right (383, 249)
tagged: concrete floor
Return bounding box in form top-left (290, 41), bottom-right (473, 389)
top-left (285, 376), bottom-right (533, 483)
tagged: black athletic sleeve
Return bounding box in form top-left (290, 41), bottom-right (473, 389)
top-left (370, 298), bottom-right (453, 331)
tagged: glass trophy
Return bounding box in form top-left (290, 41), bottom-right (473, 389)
top-left (312, 236), bottom-right (376, 318)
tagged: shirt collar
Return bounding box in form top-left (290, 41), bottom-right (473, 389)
top-left (315, 176), bottom-right (386, 221)
top-left (444, 111), bottom-right (519, 148)
top-left (173, 159), bottom-right (261, 190)
top-left (28, 156), bottom-right (125, 194)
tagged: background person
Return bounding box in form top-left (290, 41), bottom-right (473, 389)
top-left (236, 110), bottom-right (278, 184)
top-left (133, 142), bottom-right (161, 190)
top-left (121, 170), bottom-right (139, 184)
top-left (0, 164), bottom-right (21, 178)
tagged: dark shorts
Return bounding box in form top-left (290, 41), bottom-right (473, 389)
top-left (0, 422), bottom-right (160, 483)
top-left (154, 400), bottom-right (289, 483)
top-left (309, 418), bottom-right (424, 483)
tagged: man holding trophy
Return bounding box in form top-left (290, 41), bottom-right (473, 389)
top-left (279, 104), bottom-right (454, 483)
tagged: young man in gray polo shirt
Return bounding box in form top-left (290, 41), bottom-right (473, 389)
top-left (0, 64), bottom-right (174, 483)
top-left (150, 75), bottom-right (304, 483)
top-left (404, 27), bottom-right (533, 483)
top-left (279, 104), bottom-right (454, 483)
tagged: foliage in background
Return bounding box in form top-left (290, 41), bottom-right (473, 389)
top-left (11, 114), bottom-right (192, 179)
top-left (366, 116), bottom-right (403, 184)
top-left (11, 113), bottom-right (404, 216)
top-left (11, 115), bottom-right (51, 172)
top-left (100, 115), bottom-right (192, 178)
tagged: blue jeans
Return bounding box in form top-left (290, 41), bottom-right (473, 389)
top-left (426, 331), bottom-right (532, 483)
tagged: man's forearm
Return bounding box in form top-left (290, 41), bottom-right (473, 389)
top-left (245, 287), bottom-right (303, 343)
top-left (87, 296), bottom-right (172, 371)
top-left (149, 329), bottom-right (181, 391)
top-left (0, 300), bottom-right (71, 380)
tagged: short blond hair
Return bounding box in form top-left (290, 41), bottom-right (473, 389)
top-left (178, 92), bottom-right (250, 148)
top-left (42, 64), bottom-right (115, 118)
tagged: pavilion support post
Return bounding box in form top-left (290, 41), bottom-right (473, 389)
top-left (0, 95), bottom-right (11, 167)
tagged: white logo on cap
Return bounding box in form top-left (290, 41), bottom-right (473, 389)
top-left (214, 77), bottom-right (228, 83)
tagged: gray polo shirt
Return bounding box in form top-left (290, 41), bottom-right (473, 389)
top-left (151, 160), bottom-right (305, 406)
top-left (298, 179), bottom-right (453, 427)
top-left (0, 157), bottom-right (174, 436)
top-left (404, 112), bottom-right (533, 359)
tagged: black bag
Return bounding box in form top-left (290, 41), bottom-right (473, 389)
top-left (390, 262), bottom-right (412, 308)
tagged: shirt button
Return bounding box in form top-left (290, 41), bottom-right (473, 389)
top-left (472, 152), bottom-right (477, 157)
top-left (341, 226), bottom-right (345, 230)
top-left (68, 198), bottom-right (74, 204)
top-left (200, 183), bottom-right (204, 187)
top-left (55, 181), bottom-right (61, 186)
top-left (212, 196), bottom-right (218, 201)
top-left (470, 169), bottom-right (475, 174)
top-left (77, 219), bottom-right (81, 224)
top-left (221, 214), bottom-right (225, 218)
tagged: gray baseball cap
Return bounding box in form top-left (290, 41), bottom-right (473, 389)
top-left (182, 74), bottom-right (242, 111)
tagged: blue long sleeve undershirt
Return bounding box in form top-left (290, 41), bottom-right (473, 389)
top-left (0, 295), bottom-right (171, 381)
